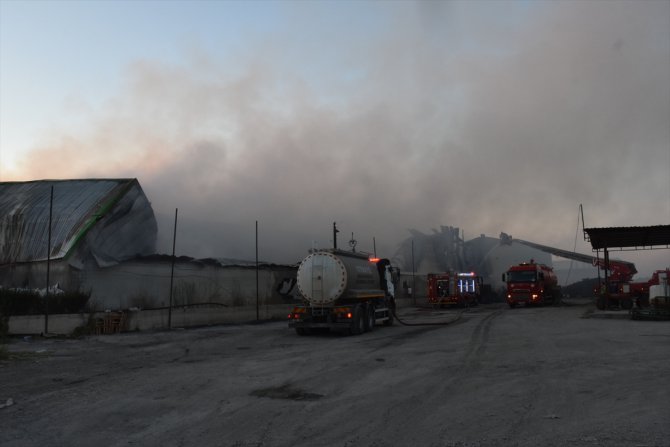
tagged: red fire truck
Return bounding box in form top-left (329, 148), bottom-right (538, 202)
top-left (502, 260), bottom-right (562, 308)
top-left (499, 233), bottom-right (667, 310)
top-left (601, 268), bottom-right (670, 310)
top-left (427, 272), bottom-right (482, 307)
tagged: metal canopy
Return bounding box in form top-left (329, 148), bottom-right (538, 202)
top-left (584, 225), bottom-right (670, 250)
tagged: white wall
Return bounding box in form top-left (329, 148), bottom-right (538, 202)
top-left (7, 304), bottom-right (295, 335)
top-left (77, 260), bottom-right (298, 310)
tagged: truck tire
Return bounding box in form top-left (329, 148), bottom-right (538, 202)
top-left (621, 298), bottom-right (633, 310)
top-left (295, 327), bottom-right (311, 336)
top-left (365, 305), bottom-right (375, 332)
top-left (636, 295), bottom-right (649, 308)
top-left (383, 299), bottom-right (396, 326)
top-left (508, 303), bottom-right (516, 309)
top-left (350, 305), bottom-right (365, 335)
top-left (596, 296), bottom-right (607, 310)
top-left (382, 308), bottom-right (394, 326)
top-left (552, 287), bottom-right (563, 306)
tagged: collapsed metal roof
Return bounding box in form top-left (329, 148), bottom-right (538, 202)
top-left (583, 225), bottom-right (670, 250)
top-left (0, 179), bottom-right (157, 266)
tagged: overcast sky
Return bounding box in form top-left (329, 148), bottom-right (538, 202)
top-left (1, 0), bottom-right (668, 274)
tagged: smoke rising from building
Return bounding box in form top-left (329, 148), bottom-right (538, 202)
top-left (3, 2), bottom-right (669, 272)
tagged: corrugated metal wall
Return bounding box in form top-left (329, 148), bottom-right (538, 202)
top-left (0, 179), bottom-right (157, 266)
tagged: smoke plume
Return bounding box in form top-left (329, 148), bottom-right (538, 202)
top-left (5, 1), bottom-right (670, 272)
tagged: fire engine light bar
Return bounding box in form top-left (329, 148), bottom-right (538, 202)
top-left (458, 272), bottom-right (476, 277)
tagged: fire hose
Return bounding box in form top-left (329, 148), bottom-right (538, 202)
top-left (390, 306), bottom-right (469, 326)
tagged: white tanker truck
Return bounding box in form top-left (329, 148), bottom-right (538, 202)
top-left (288, 249), bottom-right (396, 335)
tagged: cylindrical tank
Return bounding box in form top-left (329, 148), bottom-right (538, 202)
top-left (538, 264), bottom-right (558, 288)
top-left (296, 250), bottom-right (381, 305)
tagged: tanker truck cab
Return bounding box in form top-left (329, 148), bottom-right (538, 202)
top-left (288, 249), bottom-right (396, 335)
top-left (502, 260), bottom-right (561, 308)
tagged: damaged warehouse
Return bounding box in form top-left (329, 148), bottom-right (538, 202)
top-left (0, 179), bottom-right (298, 333)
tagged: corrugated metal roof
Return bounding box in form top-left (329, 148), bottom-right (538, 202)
top-left (584, 225), bottom-right (670, 250)
top-left (0, 179), bottom-right (141, 263)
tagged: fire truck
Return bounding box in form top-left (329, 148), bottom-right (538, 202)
top-left (631, 269), bottom-right (670, 320)
top-left (502, 260), bottom-right (562, 308)
top-left (606, 268), bottom-right (670, 310)
top-left (500, 233), bottom-right (664, 310)
top-left (427, 272), bottom-right (482, 307)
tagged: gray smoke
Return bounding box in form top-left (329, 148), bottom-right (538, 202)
top-left (10, 1), bottom-right (670, 271)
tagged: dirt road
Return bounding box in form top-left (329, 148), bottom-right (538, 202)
top-left (1, 301), bottom-right (668, 447)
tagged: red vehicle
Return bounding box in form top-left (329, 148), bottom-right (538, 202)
top-left (500, 234), bottom-right (644, 310)
top-left (586, 261), bottom-right (670, 310)
top-left (603, 268), bottom-right (670, 310)
top-left (502, 260), bottom-right (562, 308)
top-left (427, 272), bottom-right (482, 307)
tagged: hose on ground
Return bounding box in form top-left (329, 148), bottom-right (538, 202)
top-left (390, 306), bottom-right (468, 326)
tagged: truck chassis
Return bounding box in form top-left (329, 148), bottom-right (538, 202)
top-left (289, 299), bottom-right (394, 336)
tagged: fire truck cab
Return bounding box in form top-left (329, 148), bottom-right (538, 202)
top-left (502, 260), bottom-right (561, 308)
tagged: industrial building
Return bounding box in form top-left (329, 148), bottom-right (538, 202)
top-left (391, 226), bottom-right (553, 298)
top-left (0, 179), bottom-right (157, 289)
top-left (0, 179), bottom-right (297, 318)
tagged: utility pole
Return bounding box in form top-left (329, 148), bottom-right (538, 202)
top-left (256, 220), bottom-right (259, 321)
top-left (44, 186), bottom-right (53, 335)
top-left (168, 208), bottom-right (178, 329)
top-left (411, 239), bottom-right (416, 305)
top-left (349, 232), bottom-right (357, 252)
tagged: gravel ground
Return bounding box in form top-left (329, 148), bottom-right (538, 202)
top-left (1, 300), bottom-right (668, 447)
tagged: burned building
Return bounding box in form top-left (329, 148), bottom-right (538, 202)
top-left (1, 179), bottom-right (297, 313)
top-left (392, 226), bottom-right (552, 298)
top-left (0, 178), bottom-right (157, 292)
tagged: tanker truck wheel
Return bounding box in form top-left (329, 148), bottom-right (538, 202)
top-left (350, 305), bottom-right (365, 335)
top-left (384, 301), bottom-right (395, 326)
top-left (365, 305), bottom-right (375, 332)
top-left (295, 327), bottom-right (311, 336)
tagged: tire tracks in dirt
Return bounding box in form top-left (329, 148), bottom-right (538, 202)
top-left (458, 309), bottom-right (503, 374)
top-left (380, 309), bottom-right (505, 443)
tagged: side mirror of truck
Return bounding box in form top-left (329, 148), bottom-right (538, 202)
top-left (501, 273), bottom-right (506, 282)
top-left (538, 272), bottom-right (544, 280)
